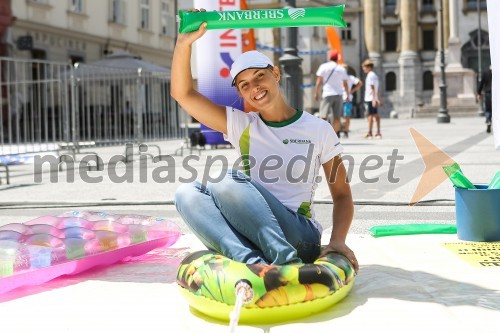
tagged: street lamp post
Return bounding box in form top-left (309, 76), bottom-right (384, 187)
top-left (279, 0), bottom-right (303, 109)
top-left (477, 0), bottom-right (485, 116)
top-left (437, 0), bottom-right (450, 123)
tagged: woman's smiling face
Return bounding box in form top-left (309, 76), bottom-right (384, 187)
top-left (235, 66), bottom-right (280, 107)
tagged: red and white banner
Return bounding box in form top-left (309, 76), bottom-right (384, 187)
top-left (240, 0), bottom-right (256, 112)
top-left (194, 0), bottom-right (243, 144)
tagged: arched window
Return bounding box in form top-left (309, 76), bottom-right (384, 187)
top-left (466, 0), bottom-right (487, 10)
top-left (422, 0), bottom-right (434, 12)
top-left (385, 72), bottom-right (397, 92)
top-left (423, 71), bottom-right (434, 91)
top-left (461, 29), bottom-right (491, 72)
top-left (385, 0), bottom-right (396, 15)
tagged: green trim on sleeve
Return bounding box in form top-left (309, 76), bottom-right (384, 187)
top-left (297, 202), bottom-right (312, 218)
top-left (239, 124), bottom-right (251, 176)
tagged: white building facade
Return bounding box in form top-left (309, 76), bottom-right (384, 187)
top-left (248, 0), bottom-right (489, 117)
top-left (7, 0), bottom-right (489, 117)
top-left (9, 0), bottom-right (178, 66)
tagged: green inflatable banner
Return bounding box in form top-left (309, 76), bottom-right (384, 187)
top-left (178, 6), bottom-right (346, 33)
top-left (369, 224), bottom-right (457, 237)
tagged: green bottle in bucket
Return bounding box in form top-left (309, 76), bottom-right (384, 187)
top-left (488, 172), bottom-right (500, 189)
top-left (442, 163), bottom-right (476, 189)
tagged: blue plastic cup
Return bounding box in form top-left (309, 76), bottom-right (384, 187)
top-left (29, 246), bottom-right (53, 268)
top-left (455, 185), bottom-right (500, 241)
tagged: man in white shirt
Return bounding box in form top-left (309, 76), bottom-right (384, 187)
top-left (314, 50), bottom-right (350, 137)
top-left (362, 59), bottom-right (383, 139)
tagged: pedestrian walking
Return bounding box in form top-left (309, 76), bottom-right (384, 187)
top-left (362, 59), bottom-right (383, 139)
top-left (341, 64), bottom-right (362, 139)
top-left (314, 50), bottom-right (350, 137)
top-left (477, 66), bottom-right (493, 133)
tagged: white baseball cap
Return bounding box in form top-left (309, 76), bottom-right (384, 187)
top-left (230, 51), bottom-right (274, 86)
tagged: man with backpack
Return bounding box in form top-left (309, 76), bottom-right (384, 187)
top-left (314, 50), bottom-right (350, 138)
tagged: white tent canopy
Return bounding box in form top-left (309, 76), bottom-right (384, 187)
top-left (85, 51), bottom-right (171, 73)
top-left (62, 51), bottom-right (171, 79)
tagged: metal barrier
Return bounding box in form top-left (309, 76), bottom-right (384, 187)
top-left (69, 63), bottom-right (182, 149)
top-left (0, 58), bottom-right (72, 154)
top-left (0, 57), bottom-right (184, 183)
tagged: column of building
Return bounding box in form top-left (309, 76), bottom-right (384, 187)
top-left (431, 0), bottom-right (476, 113)
top-left (435, 0), bottom-right (450, 72)
top-left (363, 0), bottom-right (381, 67)
top-left (443, 0), bottom-right (450, 50)
top-left (398, 0), bottom-right (421, 115)
top-left (446, 0), bottom-right (476, 107)
top-left (362, 0), bottom-right (384, 116)
top-left (447, 0), bottom-right (462, 68)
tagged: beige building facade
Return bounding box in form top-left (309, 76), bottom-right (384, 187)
top-left (9, 0), bottom-right (178, 67)
top-left (249, 0), bottom-right (489, 118)
top-left (6, 0), bottom-right (489, 117)
top-left (362, 0), bottom-right (490, 117)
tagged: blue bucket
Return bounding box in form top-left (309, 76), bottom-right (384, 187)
top-left (455, 185), bottom-right (500, 241)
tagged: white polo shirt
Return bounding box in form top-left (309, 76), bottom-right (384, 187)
top-left (224, 107), bottom-right (344, 233)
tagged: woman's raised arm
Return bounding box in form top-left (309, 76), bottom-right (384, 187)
top-left (170, 15), bottom-right (227, 134)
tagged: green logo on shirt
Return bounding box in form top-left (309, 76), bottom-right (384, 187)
top-left (283, 139), bottom-right (312, 144)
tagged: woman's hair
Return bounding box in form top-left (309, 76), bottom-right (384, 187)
top-left (362, 59), bottom-right (374, 69)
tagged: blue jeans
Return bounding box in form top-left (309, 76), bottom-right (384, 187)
top-left (174, 170), bottom-right (321, 265)
top-left (485, 92), bottom-right (492, 124)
